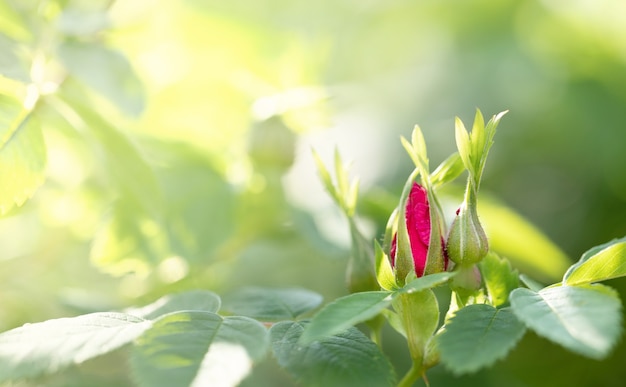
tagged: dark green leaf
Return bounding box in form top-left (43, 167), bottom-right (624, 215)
top-left (132, 312), bottom-right (268, 387)
top-left (563, 236), bottom-right (626, 286)
top-left (510, 285), bottom-right (622, 359)
top-left (299, 291), bottom-right (391, 344)
top-left (270, 321), bottom-right (396, 387)
top-left (438, 305), bottom-right (525, 374)
top-left (222, 287), bottom-right (322, 321)
top-left (0, 313), bottom-right (150, 382)
top-left (127, 291), bottom-right (221, 320)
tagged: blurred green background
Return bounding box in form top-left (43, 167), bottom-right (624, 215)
top-left (1, 0), bottom-right (626, 386)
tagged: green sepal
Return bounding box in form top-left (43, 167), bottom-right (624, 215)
top-left (375, 240), bottom-right (398, 291)
top-left (394, 168), bottom-right (420, 286)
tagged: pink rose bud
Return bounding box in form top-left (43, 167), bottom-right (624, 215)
top-left (390, 183), bottom-right (447, 277)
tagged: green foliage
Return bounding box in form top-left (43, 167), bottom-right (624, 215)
top-left (300, 291), bottom-right (392, 344)
top-left (564, 236), bottom-right (626, 286)
top-left (58, 41), bottom-right (145, 116)
top-left (131, 312), bottom-right (268, 387)
top-left (438, 305), bottom-right (526, 375)
top-left (510, 285), bottom-right (623, 359)
top-left (0, 313), bottom-right (151, 383)
top-left (221, 287), bottom-right (323, 321)
top-left (430, 153), bottom-right (464, 188)
top-left (375, 240), bottom-right (397, 291)
top-left (401, 272), bottom-right (456, 293)
top-left (126, 291), bottom-right (221, 320)
top-left (0, 96), bottom-right (46, 215)
top-left (270, 321), bottom-right (396, 387)
top-left (480, 252), bottom-right (519, 307)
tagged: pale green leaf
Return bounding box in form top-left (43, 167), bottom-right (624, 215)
top-left (300, 291), bottom-right (392, 344)
top-left (470, 109), bottom-right (486, 173)
top-left (0, 34), bottom-right (30, 82)
top-left (58, 41), bottom-right (145, 116)
top-left (221, 287), bottom-right (323, 321)
top-left (334, 148), bottom-right (349, 201)
top-left (0, 313), bottom-right (151, 382)
top-left (510, 285), bottom-right (622, 359)
top-left (311, 149), bottom-right (340, 205)
top-left (90, 198), bottom-right (169, 276)
top-left (480, 252), bottom-right (519, 307)
top-left (270, 321), bottom-right (396, 387)
top-left (438, 305), bottom-right (525, 374)
top-left (454, 117), bottom-right (471, 173)
top-left (375, 240), bottom-right (397, 291)
top-left (400, 136), bottom-right (421, 175)
top-left (57, 8), bottom-right (110, 36)
top-left (126, 290), bottom-right (221, 320)
top-left (430, 152), bottom-right (465, 188)
top-left (564, 236), bottom-right (626, 286)
top-left (131, 312), bottom-right (268, 387)
top-left (0, 97), bottom-right (46, 215)
top-left (401, 272), bottom-right (456, 293)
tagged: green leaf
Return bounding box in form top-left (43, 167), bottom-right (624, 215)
top-left (480, 252), bottom-right (519, 307)
top-left (312, 149), bottom-right (340, 205)
top-left (438, 304), bottom-right (525, 374)
top-left (90, 197), bottom-right (169, 276)
top-left (510, 285), bottom-right (623, 359)
top-left (401, 272), bottom-right (456, 293)
top-left (469, 109), bottom-right (486, 174)
top-left (0, 312), bottom-right (151, 382)
top-left (270, 321), bottom-right (396, 387)
top-left (131, 312), bottom-right (268, 387)
top-left (68, 102), bottom-right (162, 215)
top-left (519, 274), bottom-right (544, 292)
top-left (454, 117), bottom-right (471, 174)
top-left (563, 236), bottom-right (626, 286)
top-left (375, 240), bottom-right (397, 291)
top-left (334, 149), bottom-right (349, 204)
top-left (0, 34), bottom-right (30, 82)
top-left (430, 153), bottom-right (465, 188)
top-left (300, 291), bottom-right (392, 344)
top-left (57, 8), bottom-right (110, 36)
top-left (127, 290), bottom-right (221, 320)
top-left (58, 41), bottom-right (145, 116)
top-left (221, 287), bottom-right (322, 321)
top-left (0, 97), bottom-right (46, 215)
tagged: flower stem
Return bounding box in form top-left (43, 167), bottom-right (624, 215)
top-left (397, 362), bottom-right (423, 387)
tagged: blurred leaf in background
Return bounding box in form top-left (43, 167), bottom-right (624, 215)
top-left (1, 0), bottom-right (626, 386)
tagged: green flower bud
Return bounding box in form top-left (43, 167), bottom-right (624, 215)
top-left (446, 187), bottom-right (488, 266)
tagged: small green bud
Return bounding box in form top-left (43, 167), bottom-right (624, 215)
top-left (446, 195), bottom-right (488, 266)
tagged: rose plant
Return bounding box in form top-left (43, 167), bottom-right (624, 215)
top-left (1, 110), bottom-right (626, 387)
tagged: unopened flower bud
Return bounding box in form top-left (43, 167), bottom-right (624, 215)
top-left (446, 196), bottom-right (488, 266)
